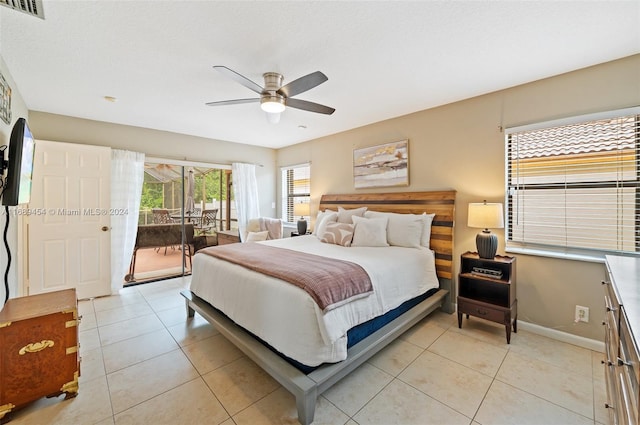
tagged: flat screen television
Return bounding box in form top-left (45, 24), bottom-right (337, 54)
top-left (2, 118), bottom-right (35, 206)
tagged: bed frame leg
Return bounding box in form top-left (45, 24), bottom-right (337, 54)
top-left (296, 389), bottom-right (317, 425)
top-left (185, 300), bottom-right (195, 318)
top-left (439, 277), bottom-right (455, 314)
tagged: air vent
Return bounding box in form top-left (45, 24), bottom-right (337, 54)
top-left (1, 0), bottom-right (44, 19)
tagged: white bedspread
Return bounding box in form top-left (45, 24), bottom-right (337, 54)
top-left (189, 235), bottom-right (439, 366)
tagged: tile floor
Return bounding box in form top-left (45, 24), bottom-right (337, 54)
top-left (8, 277), bottom-right (608, 425)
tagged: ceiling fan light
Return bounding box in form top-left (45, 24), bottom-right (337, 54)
top-left (260, 96), bottom-right (285, 113)
top-left (266, 112), bottom-right (281, 124)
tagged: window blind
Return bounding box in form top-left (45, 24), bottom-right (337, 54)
top-left (281, 164), bottom-right (310, 223)
top-left (505, 108), bottom-right (639, 256)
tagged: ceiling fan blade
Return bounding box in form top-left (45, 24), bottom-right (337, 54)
top-left (205, 98), bottom-right (260, 107)
top-left (278, 71), bottom-right (328, 98)
top-left (285, 98), bottom-right (335, 115)
top-left (213, 66), bottom-right (264, 94)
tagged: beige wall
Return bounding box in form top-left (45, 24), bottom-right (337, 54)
top-left (28, 112), bottom-right (278, 219)
top-left (0, 55), bottom-right (30, 301)
top-left (277, 54), bottom-right (640, 341)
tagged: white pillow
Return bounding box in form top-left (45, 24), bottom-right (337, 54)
top-left (387, 215), bottom-right (423, 248)
top-left (351, 216), bottom-right (389, 247)
top-left (364, 211), bottom-right (422, 248)
top-left (337, 206), bottom-right (367, 224)
top-left (312, 211), bottom-right (326, 235)
top-left (420, 213), bottom-right (436, 248)
top-left (245, 230), bottom-right (269, 242)
top-left (313, 210), bottom-right (338, 236)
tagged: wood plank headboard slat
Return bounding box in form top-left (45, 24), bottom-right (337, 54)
top-left (318, 190), bottom-right (456, 280)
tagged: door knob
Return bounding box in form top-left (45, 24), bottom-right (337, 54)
top-left (101, 226), bottom-right (109, 232)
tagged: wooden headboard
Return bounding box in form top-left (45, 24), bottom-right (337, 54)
top-left (318, 190), bottom-right (456, 280)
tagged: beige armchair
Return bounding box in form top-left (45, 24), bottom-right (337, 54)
top-left (245, 217), bottom-right (283, 241)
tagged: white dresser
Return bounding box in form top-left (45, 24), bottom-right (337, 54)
top-left (603, 255), bottom-right (639, 425)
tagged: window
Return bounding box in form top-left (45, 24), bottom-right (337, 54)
top-left (281, 163), bottom-right (310, 223)
top-left (505, 107), bottom-right (639, 257)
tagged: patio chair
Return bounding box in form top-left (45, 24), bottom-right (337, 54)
top-left (152, 208), bottom-right (175, 253)
top-left (185, 207), bottom-right (202, 226)
top-left (152, 208), bottom-right (174, 224)
top-left (195, 208), bottom-right (218, 235)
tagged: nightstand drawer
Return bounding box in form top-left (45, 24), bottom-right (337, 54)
top-left (458, 297), bottom-right (508, 323)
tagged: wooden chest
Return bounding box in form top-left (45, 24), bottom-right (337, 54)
top-left (0, 289), bottom-right (80, 421)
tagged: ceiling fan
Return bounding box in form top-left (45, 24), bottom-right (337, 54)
top-left (206, 66), bottom-right (335, 123)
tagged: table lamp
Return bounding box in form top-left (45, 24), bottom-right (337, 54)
top-left (294, 202), bottom-right (310, 235)
top-left (468, 201), bottom-right (504, 259)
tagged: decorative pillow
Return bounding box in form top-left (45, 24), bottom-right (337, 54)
top-left (351, 216), bottom-right (389, 247)
top-left (420, 213), bottom-right (436, 248)
top-left (320, 222), bottom-right (354, 247)
top-left (337, 206), bottom-right (367, 224)
top-left (313, 210), bottom-right (338, 236)
top-left (245, 230), bottom-right (269, 242)
top-left (364, 211), bottom-right (422, 248)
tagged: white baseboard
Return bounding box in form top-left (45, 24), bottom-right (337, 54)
top-left (518, 320), bottom-right (604, 353)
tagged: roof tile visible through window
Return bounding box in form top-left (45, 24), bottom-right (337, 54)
top-left (509, 115), bottom-right (637, 159)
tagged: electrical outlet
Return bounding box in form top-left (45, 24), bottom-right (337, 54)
top-left (575, 305), bottom-right (589, 323)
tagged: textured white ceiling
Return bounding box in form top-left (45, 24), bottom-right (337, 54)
top-left (1, 1), bottom-right (639, 149)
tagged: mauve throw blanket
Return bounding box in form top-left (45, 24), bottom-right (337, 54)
top-left (198, 243), bottom-right (373, 311)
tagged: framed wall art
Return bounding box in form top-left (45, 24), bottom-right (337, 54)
top-left (353, 139), bottom-right (409, 189)
top-left (0, 72), bottom-right (12, 125)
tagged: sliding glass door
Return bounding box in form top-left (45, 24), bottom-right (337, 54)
top-left (124, 161), bottom-right (234, 285)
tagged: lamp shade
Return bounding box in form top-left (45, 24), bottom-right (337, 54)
top-left (468, 202), bottom-right (504, 230)
top-left (294, 202), bottom-right (310, 217)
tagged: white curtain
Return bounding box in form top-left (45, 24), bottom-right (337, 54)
top-left (111, 150), bottom-right (145, 293)
top-left (232, 162), bottom-right (260, 242)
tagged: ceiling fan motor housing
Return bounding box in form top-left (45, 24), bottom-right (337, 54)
top-left (261, 72), bottom-right (286, 112)
top-left (262, 72), bottom-right (283, 92)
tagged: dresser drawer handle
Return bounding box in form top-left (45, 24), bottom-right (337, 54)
top-left (19, 340), bottom-right (55, 355)
top-left (475, 309), bottom-right (488, 316)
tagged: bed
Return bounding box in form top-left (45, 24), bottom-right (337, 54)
top-left (181, 190), bottom-right (455, 424)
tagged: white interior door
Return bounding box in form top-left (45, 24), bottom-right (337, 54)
top-left (28, 140), bottom-right (111, 299)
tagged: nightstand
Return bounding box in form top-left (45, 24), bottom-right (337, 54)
top-left (457, 251), bottom-right (517, 343)
top-left (290, 232), bottom-right (310, 237)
